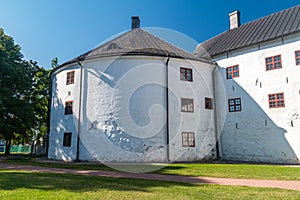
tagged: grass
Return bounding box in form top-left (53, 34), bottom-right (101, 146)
top-left (3, 156), bottom-right (300, 180)
top-left (0, 170), bottom-right (299, 200)
top-left (157, 163), bottom-right (300, 180)
top-left (3, 156), bottom-right (115, 171)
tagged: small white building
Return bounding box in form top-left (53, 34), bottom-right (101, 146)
top-left (48, 17), bottom-right (217, 162)
top-left (49, 5), bottom-right (300, 164)
top-left (196, 5), bottom-right (300, 164)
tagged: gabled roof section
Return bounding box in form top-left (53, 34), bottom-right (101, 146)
top-left (196, 5), bottom-right (300, 57)
top-left (62, 28), bottom-right (203, 67)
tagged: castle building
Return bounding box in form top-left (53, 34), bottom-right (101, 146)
top-left (48, 17), bottom-right (217, 162)
top-left (196, 5), bottom-right (300, 164)
top-left (49, 5), bottom-right (300, 164)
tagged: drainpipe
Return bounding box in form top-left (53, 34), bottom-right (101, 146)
top-left (46, 73), bottom-right (53, 157)
top-left (281, 35), bottom-right (285, 45)
top-left (212, 62), bottom-right (221, 159)
top-left (76, 58), bottom-right (84, 161)
top-left (165, 56), bottom-right (170, 162)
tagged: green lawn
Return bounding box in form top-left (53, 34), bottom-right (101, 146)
top-left (3, 156), bottom-right (300, 180)
top-left (157, 163), bottom-right (300, 180)
top-left (0, 170), bottom-right (299, 200)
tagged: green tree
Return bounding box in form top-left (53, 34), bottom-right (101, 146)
top-left (51, 57), bottom-right (59, 69)
top-left (29, 64), bottom-right (51, 145)
top-left (0, 28), bottom-right (36, 154)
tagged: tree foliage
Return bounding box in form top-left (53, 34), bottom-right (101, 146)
top-left (0, 28), bottom-right (51, 154)
top-left (29, 64), bottom-right (51, 142)
top-left (51, 57), bottom-right (59, 69)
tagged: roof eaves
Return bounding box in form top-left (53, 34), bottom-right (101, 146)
top-left (211, 29), bottom-right (300, 57)
top-left (52, 49), bottom-right (212, 77)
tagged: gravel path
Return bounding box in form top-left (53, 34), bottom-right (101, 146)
top-left (0, 162), bottom-right (299, 191)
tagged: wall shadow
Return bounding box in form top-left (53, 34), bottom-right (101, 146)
top-left (48, 76), bottom-right (78, 161)
top-left (216, 66), bottom-right (298, 164)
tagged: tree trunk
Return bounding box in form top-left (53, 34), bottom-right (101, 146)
top-left (5, 139), bottom-right (11, 155)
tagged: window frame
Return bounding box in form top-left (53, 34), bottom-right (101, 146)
top-left (180, 67), bottom-right (193, 82)
top-left (268, 92), bottom-right (285, 108)
top-left (63, 132), bottom-right (72, 147)
top-left (265, 55), bottom-right (282, 71)
top-left (64, 101), bottom-right (73, 115)
top-left (182, 132), bottom-right (195, 147)
top-left (226, 65), bottom-right (239, 79)
top-left (181, 98), bottom-right (194, 113)
top-left (66, 71), bottom-right (75, 85)
top-left (228, 98), bottom-right (242, 112)
top-left (295, 50), bottom-right (300, 65)
top-left (205, 97), bottom-right (213, 110)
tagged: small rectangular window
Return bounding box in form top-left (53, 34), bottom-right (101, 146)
top-left (63, 132), bottom-right (72, 147)
top-left (66, 71), bottom-right (75, 85)
top-left (65, 101), bottom-right (73, 115)
top-left (228, 98), bottom-right (242, 112)
top-left (205, 97), bottom-right (213, 109)
top-left (268, 93), bottom-right (285, 108)
top-left (265, 55), bottom-right (282, 71)
top-left (180, 67), bottom-right (193, 82)
top-left (295, 50), bottom-right (300, 65)
top-left (226, 65), bottom-right (239, 79)
top-left (182, 132), bottom-right (195, 147)
top-left (181, 98), bottom-right (194, 112)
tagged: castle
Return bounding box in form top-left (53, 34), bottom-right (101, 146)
top-left (48, 6), bottom-right (300, 164)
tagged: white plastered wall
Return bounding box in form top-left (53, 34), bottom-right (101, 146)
top-left (77, 56), bottom-right (168, 162)
top-left (49, 55), bottom-right (218, 163)
top-left (168, 58), bottom-right (217, 162)
top-left (48, 65), bottom-right (81, 161)
top-left (214, 34), bottom-right (300, 163)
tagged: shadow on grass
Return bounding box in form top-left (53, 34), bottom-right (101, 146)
top-left (153, 165), bottom-right (186, 174)
top-left (2, 155), bottom-right (188, 174)
top-left (3, 156), bottom-right (300, 181)
top-left (0, 171), bottom-right (199, 193)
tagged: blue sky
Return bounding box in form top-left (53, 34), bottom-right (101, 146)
top-left (0, 1), bottom-right (299, 68)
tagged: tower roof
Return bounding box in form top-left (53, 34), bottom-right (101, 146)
top-left (61, 28), bottom-right (205, 68)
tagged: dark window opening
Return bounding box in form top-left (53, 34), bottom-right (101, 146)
top-left (66, 71), bottom-right (75, 85)
top-left (180, 67), bottom-right (193, 82)
top-left (205, 97), bottom-right (213, 109)
top-left (65, 101), bottom-right (73, 115)
top-left (63, 132), bottom-right (72, 147)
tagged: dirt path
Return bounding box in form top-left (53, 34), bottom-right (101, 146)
top-left (0, 162), bottom-right (299, 191)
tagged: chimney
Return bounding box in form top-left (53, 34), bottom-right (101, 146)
top-left (229, 10), bottom-right (240, 29)
top-left (131, 16), bottom-right (140, 29)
